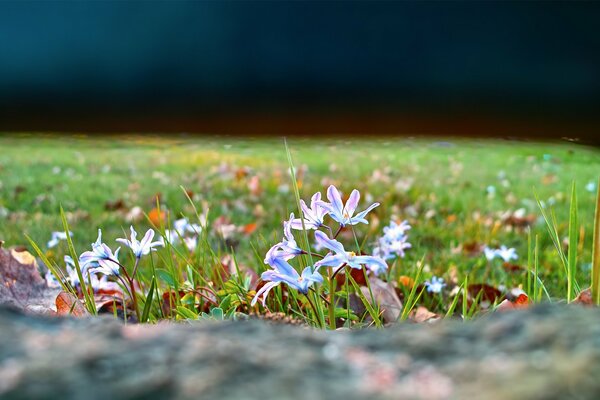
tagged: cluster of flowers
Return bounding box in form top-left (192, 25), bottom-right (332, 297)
top-left (164, 218), bottom-right (202, 252)
top-left (373, 220), bottom-right (412, 260)
top-left (483, 245), bottom-right (518, 263)
top-left (46, 227), bottom-right (164, 293)
top-left (251, 185), bottom-right (387, 306)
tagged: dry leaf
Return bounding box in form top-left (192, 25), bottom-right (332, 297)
top-left (360, 277), bottom-right (403, 323)
top-left (148, 208), bottom-right (166, 227)
top-left (0, 247), bottom-right (59, 313)
top-left (55, 292), bottom-right (89, 317)
top-left (410, 306), bottom-right (440, 323)
top-left (573, 288), bottom-right (594, 306)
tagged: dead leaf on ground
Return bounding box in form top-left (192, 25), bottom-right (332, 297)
top-left (468, 283), bottom-right (504, 304)
top-left (148, 207), bottom-right (166, 227)
top-left (104, 198), bottom-right (127, 211)
top-left (359, 277), bottom-right (403, 323)
top-left (55, 292), bottom-right (89, 317)
top-left (573, 288), bottom-right (594, 306)
top-left (496, 293), bottom-right (529, 312)
top-left (409, 306), bottom-right (440, 323)
top-left (0, 247), bottom-right (60, 314)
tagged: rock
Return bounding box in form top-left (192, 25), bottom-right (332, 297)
top-left (1, 304), bottom-right (600, 399)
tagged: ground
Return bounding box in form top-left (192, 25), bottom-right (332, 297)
top-left (0, 133), bottom-right (599, 320)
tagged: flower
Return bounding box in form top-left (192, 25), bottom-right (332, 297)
top-left (116, 226), bottom-right (163, 258)
top-left (79, 229), bottom-right (121, 276)
top-left (313, 231), bottom-right (388, 274)
top-left (290, 192), bottom-right (329, 230)
top-left (317, 185), bottom-right (379, 227)
top-left (60, 255), bottom-right (121, 293)
top-left (183, 236), bottom-right (198, 252)
top-left (47, 231), bottom-right (72, 248)
top-left (483, 246), bottom-right (497, 261)
top-left (586, 181), bottom-right (597, 193)
top-left (496, 245), bottom-right (518, 262)
top-left (174, 218), bottom-right (202, 236)
top-left (373, 220), bottom-right (412, 260)
top-left (424, 276), bottom-right (446, 294)
top-left (251, 253), bottom-right (323, 306)
top-left (265, 213), bottom-right (304, 262)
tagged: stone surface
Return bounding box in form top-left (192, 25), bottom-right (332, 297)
top-left (1, 304), bottom-right (600, 399)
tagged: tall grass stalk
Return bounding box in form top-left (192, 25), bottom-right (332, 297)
top-left (567, 182), bottom-right (578, 302)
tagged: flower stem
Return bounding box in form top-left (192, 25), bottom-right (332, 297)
top-left (328, 268), bottom-right (336, 330)
top-left (305, 292), bottom-right (323, 328)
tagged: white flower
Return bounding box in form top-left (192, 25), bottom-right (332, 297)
top-left (47, 231), bottom-right (72, 248)
top-left (116, 226), bottom-right (163, 258)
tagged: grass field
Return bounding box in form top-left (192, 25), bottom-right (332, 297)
top-left (1, 133), bottom-right (599, 323)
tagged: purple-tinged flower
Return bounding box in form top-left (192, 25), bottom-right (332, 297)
top-left (424, 276), bottom-right (446, 294)
top-left (313, 231), bottom-right (388, 275)
top-left (317, 185), bottom-right (379, 227)
top-left (265, 214), bottom-right (304, 262)
top-left (47, 231), bottom-right (72, 249)
top-left (117, 226), bottom-right (163, 258)
top-left (79, 229), bottom-right (121, 276)
top-left (45, 269), bottom-right (61, 288)
top-left (183, 236), bottom-right (198, 252)
top-left (251, 254), bottom-right (323, 306)
top-left (496, 245), bottom-right (518, 262)
top-left (373, 220), bottom-right (412, 260)
top-left (290, 192), bottom-right (329, 230)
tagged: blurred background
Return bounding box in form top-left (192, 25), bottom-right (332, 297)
top-left (0, 1), bottom-right (599, 141)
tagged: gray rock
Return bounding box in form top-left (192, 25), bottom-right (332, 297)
top-left (1, 304), bottom-right (600, 400)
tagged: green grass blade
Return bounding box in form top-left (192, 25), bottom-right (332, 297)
top-left (60, 206), bottom-right (97, 315)
top-left (567, 181), bottom-right (578, 302)
top-left (25, 234), bottom-right (74, 295)
top-left (141, 276), bottom-right (156, 323)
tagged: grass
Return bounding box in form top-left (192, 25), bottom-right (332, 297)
top-left (1, 133), bottom-right (599, 324)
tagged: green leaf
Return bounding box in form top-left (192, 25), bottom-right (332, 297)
top-left (176, 306), bottom-right (198, 320)
top-left (140, 276), bottom-right (156, 323)
top-left (156, 269), bottom-right (177, 288)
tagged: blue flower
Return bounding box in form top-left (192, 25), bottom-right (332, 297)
top-left (290, 192), bottom-right (329, 230)
top-left (317, 185), bottom-right (379, 227)
top-left (424, 276), bottom-right (446, 294)
top-left (265, 213), bottom-right (304, 262)
top-left (313, 231), bottom-right (388, 275)
top-left (373, 220), bottom-right (412, 260)
top-left (47, 231), bottom-right (72, 249)
top-left (251, 252), bottom-right (323, 306)
top-left (117, 226), bottom-right (163, 258)
top-left (79, 229), bottom-right (121, 276)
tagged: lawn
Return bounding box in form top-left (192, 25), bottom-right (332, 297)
top-left (1, 133), bottom-right (599, 324)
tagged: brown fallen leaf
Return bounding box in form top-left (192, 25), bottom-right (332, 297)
top-left (55, 292), bottom-right (89, 317)
top-left (468, 283), bottom-right (504, 304)
top-left (496, 293), bottom-right (529, 312)
top-left (410, 306), bottom-right (440, 323)
top-left (336, 267), bottom-right (368, 287)
top-left (360, 277), bottom-right (403, 323)
top-left (104, 198), bottom-right (127, 211)
top-left (0, 247), bottom-right (60, 313)
top-left (573, 288), bottom-right (594, 306)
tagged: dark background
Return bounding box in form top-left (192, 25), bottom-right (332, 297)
top-left (1, 1), bottom-right (599, 141)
